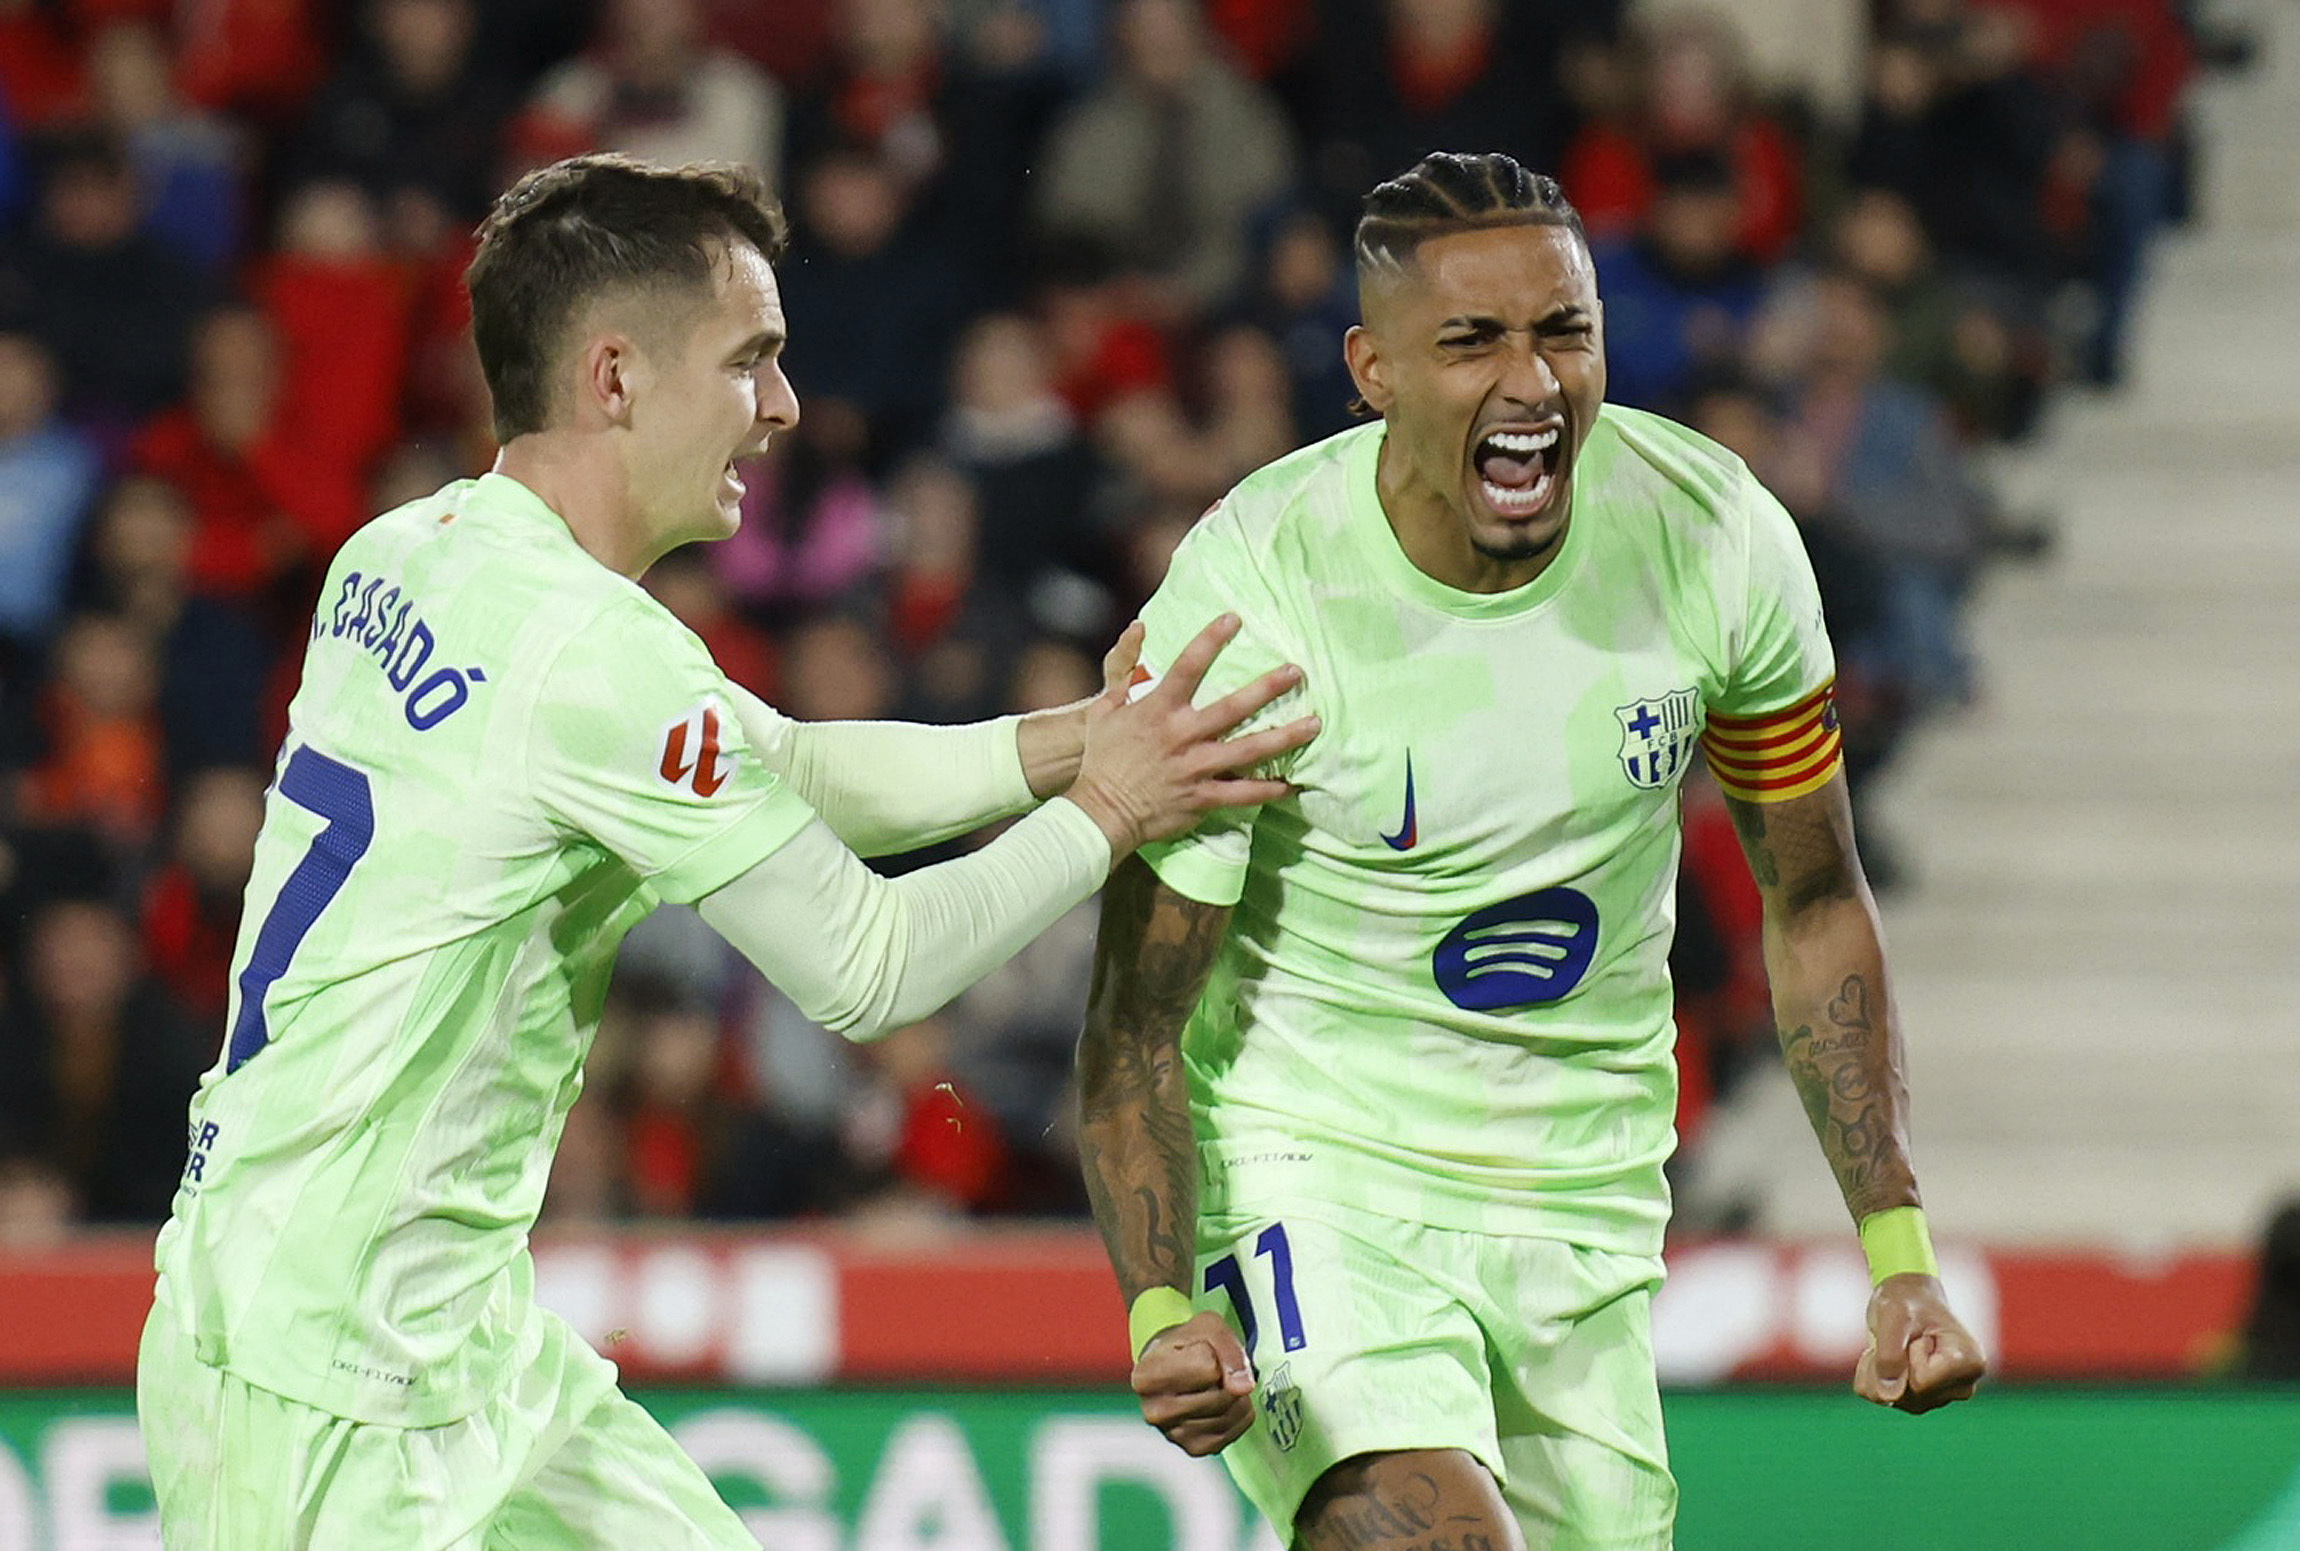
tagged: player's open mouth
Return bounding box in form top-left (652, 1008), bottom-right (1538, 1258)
top-left (1471, 425), bottom-right (1563, 518)
top-left (721, 458), bottom-right (747, 500)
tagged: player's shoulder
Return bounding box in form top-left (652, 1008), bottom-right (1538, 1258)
top-left (1174, 422), bottom-right (1380, 577)
top-left (325, 475), bottom-right (684, 678)
top-left (1588, 404), bottom-right (1765, 535)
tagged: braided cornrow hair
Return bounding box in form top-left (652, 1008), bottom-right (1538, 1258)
top-left (1353, 151), bottom-right (1587, 282)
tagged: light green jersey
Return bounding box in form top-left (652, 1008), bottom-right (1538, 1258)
top-left (1134, 409), bottom-right (1837, 1255)
top-left (153, 474), bottom-right (816, 1426)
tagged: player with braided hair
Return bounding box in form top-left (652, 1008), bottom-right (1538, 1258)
top-left (1079, 150), bottom-right (1983, 1549)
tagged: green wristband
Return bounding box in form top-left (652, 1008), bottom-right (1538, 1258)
top-left (1859, 1206), bottom-right (1939, 1284)
top-left (1127, 1286), bottom-right (1195, 1358)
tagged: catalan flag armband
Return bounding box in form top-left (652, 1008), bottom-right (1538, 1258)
top-left (1700, 680), bottom-right (1843, 802)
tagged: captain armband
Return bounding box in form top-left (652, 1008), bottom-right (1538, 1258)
top-left (1701, 680), bottom-right (1843, 802)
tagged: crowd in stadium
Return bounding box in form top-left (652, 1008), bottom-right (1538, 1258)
top-left (0, 0), bottom-right (2201, 1238)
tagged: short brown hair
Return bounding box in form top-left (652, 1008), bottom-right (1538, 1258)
top-left (466, 154), bottom-right (790, 441)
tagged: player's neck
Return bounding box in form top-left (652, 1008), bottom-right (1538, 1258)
top-left (491, 436), bottom-right (653, 579)
top-left (1374, 442), bottom-right (1564, 595)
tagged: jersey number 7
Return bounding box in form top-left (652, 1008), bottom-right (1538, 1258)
top-left (226, 747), bottom-right (375, 1073)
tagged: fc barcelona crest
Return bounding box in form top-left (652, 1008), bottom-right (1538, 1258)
top-left (1260, 1362), bottom-right (1305, 1452)
top-left (1615, 688), bottom-right (1702, 789)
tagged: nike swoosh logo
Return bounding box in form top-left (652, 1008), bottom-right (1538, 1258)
top-left (1380, 753), bottom-right (1417, 850)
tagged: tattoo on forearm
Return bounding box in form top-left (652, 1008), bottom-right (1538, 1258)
top-left (1078, 859), bottom-right (1229, 1298)
top-left (1778, 973), bottom-right (1914, 1220)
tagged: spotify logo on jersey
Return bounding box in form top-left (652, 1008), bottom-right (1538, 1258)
top-left (1432, 886), bottom-right (1600, 1011)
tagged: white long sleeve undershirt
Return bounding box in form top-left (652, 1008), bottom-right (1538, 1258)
top-left (726, 685), bottom-right (1037, 858)
top-left (696, 796), bottom-right (1111, 1044)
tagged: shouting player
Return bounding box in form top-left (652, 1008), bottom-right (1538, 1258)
top-left (1078, 151), bottom-right (1985, 1549)
top-left (136, 154), bottom-right (1318, 1549)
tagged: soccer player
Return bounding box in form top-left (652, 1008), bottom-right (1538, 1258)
top-left (135, 153), bottom-right (1318, 1549)
top-left (1077, 151), bottom-right (1986, 1550)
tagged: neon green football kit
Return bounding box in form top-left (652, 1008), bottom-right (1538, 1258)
top-left (1131, 409), bottom-right (1843, 1548)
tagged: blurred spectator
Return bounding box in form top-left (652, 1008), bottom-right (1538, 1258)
top-left (257, 181), bottom-right (417, 470)
top-left (1830, 187), bottom-right (2048, 443)
top-left (883, 455), bottom-right (986, 660)
top-left (2006, 0), bottom-right (2193, 385)
top-left (87, 20), bottom-right (247, 274)
top-left (618, 989), bottom-right (736, 1219)
top-left (1561, 9), bottom-right (1805, 265)
top-left (0, 896), bottom-right (207, 1223)
top-left (776, 145), bottom-right (966, 456)
top-left (851, 1013), bottom-right (1014, 1213)
top-left (1298, 0), bottom-right (1579, 228)
top-left (778, 611), bottom-right (901, 724)
top-left (2238, 1198), bottom-right (2300, 1381)
top-left (1033, 233), bottom-right (1177, 423)
top-left (0, 0), bottom-right (91, 129)
top-left (644, 547), bottom-right (782, 698)
top-left (1849, 2), bottom-right (2060, 300)
top-left (79, 473), bottom-right (275, 776)
top-left (1766, 272), bottom-right (1986, 712)
top-left (0, 130), bottom-right (214, 426)
top-left (937, 636), bottom-right (1102, 1212)
top-left (1238, 206), bottom-right (1360, 441)
top-left (0, 1153), bottom-right (75, 1247)
top-left (517, 0), bottom-right (784, 181)
top-left (1197, 323), bottom-right (1298, 486)
top-left (1032, 0), bottom-right (1298, 317)
top-left (1591, 149), bottom-right (1770, 416)
top-left (140, 765), bottom-right (264, 1025)
top-left (130, 289), bottom-right (385, 607)
top-left (710, 419), bottom-right (887, 622)
top-left (940, 310), bottom-right (1113, 621)
top-left (292, 0), bottom-right (518, 243)
top-left (786, 0), bottom-right (1054, 293)
top-left (171, 0), bottom-right (328, 126)
top-left (13, 611), bottom-right (167, 850)
top-left (0, 329), bottom-right (102, 651)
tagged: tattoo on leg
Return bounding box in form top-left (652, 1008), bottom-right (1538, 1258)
top-left (1305, 1471), bottom-right (1500, 1551)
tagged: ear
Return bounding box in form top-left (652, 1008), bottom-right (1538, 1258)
top-left (578, 333), bottom-right (641, 428)
top-left (1343, 324), bottom-right (1390, 416)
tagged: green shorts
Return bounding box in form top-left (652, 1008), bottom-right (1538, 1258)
top-left (137, 1289), bottom-right (754, 1551)
top-left (1197, 1203), bottom-right (1676, 1551)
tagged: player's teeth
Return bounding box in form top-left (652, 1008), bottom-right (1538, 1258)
top-left (1482, 429), bottom-right (1559, 455)
top-left (1481, 471), bottom-right (1554, 512)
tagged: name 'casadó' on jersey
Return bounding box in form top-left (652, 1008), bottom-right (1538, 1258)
top-left (154, 473), bottom-right (819, 1427)
top-left (1133, 407), bottom-right (1841, 1257)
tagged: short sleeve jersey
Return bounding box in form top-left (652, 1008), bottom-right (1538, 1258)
top-left (153, 474), bottom-right (817, 1425)
top-left (1133, 408), bottom-right (1840, 1254)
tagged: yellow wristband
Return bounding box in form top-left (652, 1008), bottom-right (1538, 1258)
top-left (1859, 1206), bottom-right (1939, 1284)
top-left (1127, 1286), bottom-right (1195, 1358)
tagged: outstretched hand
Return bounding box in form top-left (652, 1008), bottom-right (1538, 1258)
top-left (1855, 1273), bottom-right (1987, 1414)
top-left (1067, 614), bottom-right (1318, 855)
top-left (1133, 1310), bottom-right (1257, 1457)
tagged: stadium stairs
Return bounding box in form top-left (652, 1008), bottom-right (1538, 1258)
top-left (1685, 0), bottom-right (2300, 1254)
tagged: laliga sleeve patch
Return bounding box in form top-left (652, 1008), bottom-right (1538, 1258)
top-left (658, 701), bottom-right (733, 797)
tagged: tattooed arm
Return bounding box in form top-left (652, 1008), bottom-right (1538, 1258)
top-left (1724, 774), bottom-right (1915, 1221)
top-left (1079, 854), bottom-right (1257, 1455)
top-left (1726, 770), bottom-right (1986, 1413)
